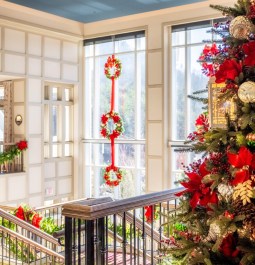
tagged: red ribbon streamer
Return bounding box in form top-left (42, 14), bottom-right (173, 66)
top-left (110, 77), bottom-right (115, 112)
top-left (111, 137), bottom-right (115, 167)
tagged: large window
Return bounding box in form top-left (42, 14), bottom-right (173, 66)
top-left (84, 31), bottom-right (146, 199)
top-left (169, 20), bottom-right (221, 187)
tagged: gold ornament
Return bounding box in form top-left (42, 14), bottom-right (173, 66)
top-left (238, 81), bottom-right (255, 103)
top-left (229, 16), bottom-right (253, 39)
top-left (246, 132), bottom-right (255, 142)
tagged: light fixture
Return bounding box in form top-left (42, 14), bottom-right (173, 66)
top-left (15, 115), bottom-right (23, 126)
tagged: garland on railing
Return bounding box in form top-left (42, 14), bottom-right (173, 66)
top-left (13, 204), bottom-right (61, 234)
top-left (0, 140), bottom-right (27, 165)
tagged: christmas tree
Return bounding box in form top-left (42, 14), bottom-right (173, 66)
top-left (167, 0), bottom-right (255, 264)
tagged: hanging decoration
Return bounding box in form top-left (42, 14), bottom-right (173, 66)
top-left (101, 55), bottom-right (124, 187)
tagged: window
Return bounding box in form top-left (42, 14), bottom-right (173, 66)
top-left (44, 83), bottom-right (73, 158)
top-left (169, 19), bottom-right (222, 187)
top-left (84, 31), bottom-right (146, 199)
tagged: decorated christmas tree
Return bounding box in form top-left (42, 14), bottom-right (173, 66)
top-left (167, 0), bottom-right (255, 264)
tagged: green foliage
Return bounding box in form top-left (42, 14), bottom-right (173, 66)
top-left (40, 217), bottom-right (63, 235)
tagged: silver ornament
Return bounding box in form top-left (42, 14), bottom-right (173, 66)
top-left (238, 81), bottom-right (255, 103)
top-left (218, 183), bottom-right (233, 201)
top-left (229, 16), bottom-right (253, 39)
top-left (204, 222), bottom-right (221, 242)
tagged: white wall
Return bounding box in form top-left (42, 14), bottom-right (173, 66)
top-left (83, 0), bottom-right (235, 192)
top-left (0, 7), bottom-right (83, 206)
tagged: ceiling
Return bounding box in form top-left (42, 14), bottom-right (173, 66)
top-left (5, 0), bottom-right (206, 23)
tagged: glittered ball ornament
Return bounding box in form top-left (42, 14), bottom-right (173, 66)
top-left (217, 183), bottom-right (233, 201)
top-left (238, 81), bottom-right (255, 103)
top-left (246, 132), bottom-right (255, 146)
top-left (229, 16), bottom-right (253, 39)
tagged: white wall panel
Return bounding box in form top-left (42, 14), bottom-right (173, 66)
top-left (8, 174), bottom-right (26, 200)
top-left (44, 162), bottom-right (56, 179)
top-left (28, 79), bottom-right (42, 103)
top-left (63, 42), bottom-right (78, 63)
top-left (4, 28), bottom-right (25, 53)
top-left (0, 178), bottom-right (6, 202)
top-left (58, 160), bottom-right (72, 177)
top-left (148, 87), bottom-right (162, 120)
top-left (5, 54), bottom-right (25, 74)
top-left (44, 37), bottom-right (61, 59)
top-left (28, 106), bottom-right (41, 134)
top-left (148, 52), bottom-right (162, 85)
top-left (28, 57), bottom-right (41, 76)
top-left (45, 181), bottom-right (56, 196)
top-left (44, 60), bottom-right (60, 79)
top-left (148, 158), bottom-right (163, 191)
top-left (29, 196), bottom-right (42, 207)
top-left (28, 137), bottom-right (42, 164)
top-left (62, 64), bottom-right (78, 81)
top-left (148, 123), bottom-right (162, 156)
top-left (13, 106), bottom-right (25, 135)
top-left (29, 167), bottom-right (42, 194)
top-left (58, 178), bottom-right (72, 195)
top-left (13, 80), bottom-right (25, 102)
top-left (0, 27), bottom-right (1, 50)
top-left (28, 34), bottom-right (42, 56)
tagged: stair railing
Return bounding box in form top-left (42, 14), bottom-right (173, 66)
top-left (62, 187), bottom-right (184, 265)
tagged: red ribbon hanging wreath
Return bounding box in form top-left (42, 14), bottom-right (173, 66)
top-left (101, 55), bottom-right (124, 186)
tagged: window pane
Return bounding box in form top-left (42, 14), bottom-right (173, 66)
top-left (52, 87), bottom-right (58, 100)
top-left (187, 26), bottom-right (211, 44)
top-left (52, 105), bottom-right (59, 142)
top-left (65, 143), bottom-right (73, 156)
top-left (65, 106), bottom-right (73, 141)
top-left (115, 38), bottom-right (135, 53)
top-left (95, 41), bottom-right (113, 56)
top-left (171, 47), bottom-right (186, 140)
top-left (172, 31), bottom-right (185, 46)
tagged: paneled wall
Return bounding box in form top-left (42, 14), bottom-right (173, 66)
top-left (0, 18), bottom-right (82, 207)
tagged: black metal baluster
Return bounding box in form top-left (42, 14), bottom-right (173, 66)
top-left (122, 212), bottom-right (127, 265)
top-left (106, 217), bottom-right (109, 264)
top-left (113, 214), bottom-right (117, 265)
top-left (65, 216), bottom-right (73, 265)
top-left (151, 205), bottom-right (154, 265)
top-left (167, 201), bottom-right (170, 238)
top-left (95, 219), bottom-right (99, 265)
top-left (73, 218), bottom-right (76, 265)
top-left (98, 217), bottom-right (106, 265)
top-left (159, 203), bottom-right (163, 263)
top-left (137, 228), bottom-right (140, 265)
top-left (85, 220), bottom-right (95, 265)
top-left (142, 207), bottom-right (147, 264)
top-left (130, 223), bottom-right (133, 265)
top-left (78, 219), bottom-right (81, 265)
top-left (133, 209), bottom-right (136, 265)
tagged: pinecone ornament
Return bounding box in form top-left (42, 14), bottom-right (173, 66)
top-left (233, 199), bottom-right (255, 240)
top-left (217, 183), bottom-right (233, 202)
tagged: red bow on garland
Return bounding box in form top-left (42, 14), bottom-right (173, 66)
top-left (176, 161), bottom-right (218, 210)
top-left (227, 146), bottom-right (255, 185)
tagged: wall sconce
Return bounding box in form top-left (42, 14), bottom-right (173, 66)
top-left (15, 115), bottom-right (23, 126)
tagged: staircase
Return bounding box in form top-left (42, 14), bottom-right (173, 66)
top-left (0, 187), bottom-right (183, 264)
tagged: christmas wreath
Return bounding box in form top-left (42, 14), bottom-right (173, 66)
top-left (103, 165), bottom-right (123, 187)
top-left (104, 55), bottom-right (122, 79)
top-left (100, 111), bottom-right (124, 139)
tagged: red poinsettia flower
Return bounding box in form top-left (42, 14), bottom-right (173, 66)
top-left (215, 59), bottom-right (242, 83)
top-left (32, 213), bottom-right (43, 228)
top-left (101, 128), bottom-right (107, 137)
top-left (17, 140), bottom-right (28, 151)
top-left (227, 146), bottom-right (255, 185)
top-left (101, 114), bottom-right (108, 124)
top-left (242, 41), bottom-right (255, 66)
top-left (15, 206), bottom-right (25, 220)
top-left (144, 205), bottom-right (158, 223)
top-left (219, 234), bottom-right (239, 258)
top-left (176, 161), bottom-right (218, 209)
top-left (110, 130), bottom-right (120, 140)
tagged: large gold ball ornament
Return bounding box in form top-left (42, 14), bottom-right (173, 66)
top-left (229, 16), bottom-right (253, 39)
top-left (246, 132), bottom-right (255, 142)
top-left (238, 81), bottom-right (255, 103)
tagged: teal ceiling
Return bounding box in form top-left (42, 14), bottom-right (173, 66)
top-left (5, 0), bottom-right (206, 23)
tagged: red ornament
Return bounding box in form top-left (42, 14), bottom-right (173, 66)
top-left (219, 234), bottom-right (239, 258)
top-left (242, 41), bottom-right (255, 66)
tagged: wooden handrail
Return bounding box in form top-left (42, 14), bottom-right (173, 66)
top-left (0, 209), bottom-right (59, 246)
top-left (0, 225), bottom-right (64, 262)
top-left (35, 197), bottom-right (113, 211)
top-left (62, 188), bottom-right (184, 220)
